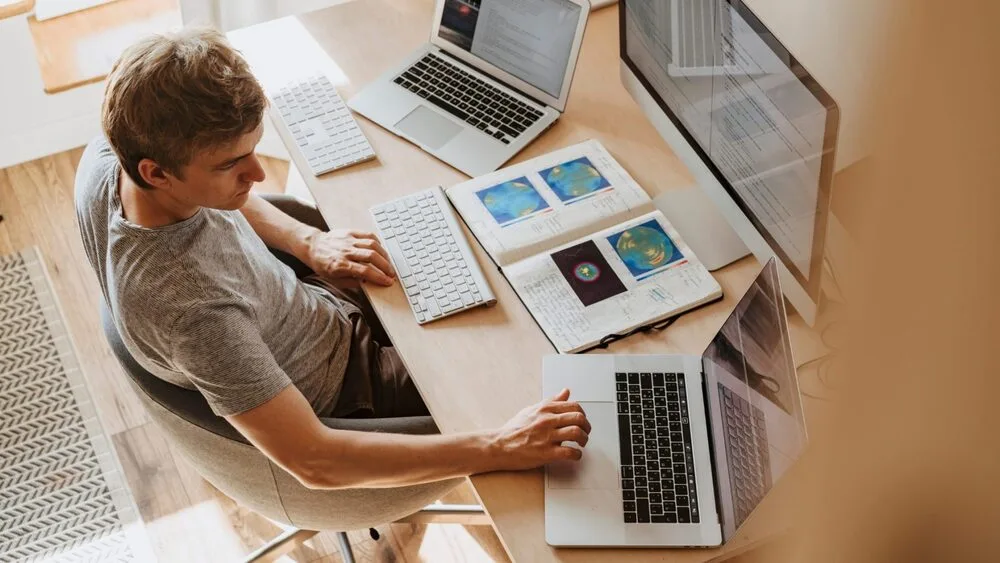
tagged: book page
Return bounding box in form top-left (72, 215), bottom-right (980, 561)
top-left (503, 211), bottom-right (722, 353)
top-left (446, 140), bottom-right (654, 266)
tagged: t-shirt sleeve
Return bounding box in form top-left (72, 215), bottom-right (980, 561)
top-left (171, 298), bottom-right (292, 416)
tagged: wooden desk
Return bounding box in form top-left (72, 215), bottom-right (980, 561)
top-left (269, 1), bottom-right (831, 560)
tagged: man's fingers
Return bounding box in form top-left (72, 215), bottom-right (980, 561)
top-left (553, 426), bottom-right (589, 447)
top-left (544, 400), bottom-right (585, 416)
top-left (347, 262), bottom-right (394, 286)
top-left (356, 237), bottom-right (392, 259)
top-left (348, 230), bottom-right (379, 241)
top-left (551, 388), bottom-right (571, 402)
top-left (554, 411), bottom-right (592, 434)
top-left (349, 249), bottom-right (395, 278)
top-left (554, 446), bottom-right (583, 461)
top-left (354, 238), bottom-right (396, 276)
top-left (369, 253), bottom-right (396, 278)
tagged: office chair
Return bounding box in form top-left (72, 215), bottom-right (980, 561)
top-left (98, 195), bottom-right (485, 562)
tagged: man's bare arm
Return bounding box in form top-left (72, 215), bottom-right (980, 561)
top-left (238, 193), bottom-right (323, 261)
top-left (239, 194), bottom-right (395, 285)
top-left (227, 385), bottom-right (590, 489)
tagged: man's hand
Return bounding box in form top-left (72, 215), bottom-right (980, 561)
top-left (305, 229), bottom-right (396, 286)
top-left (489, 389), bottom-right (592, 471)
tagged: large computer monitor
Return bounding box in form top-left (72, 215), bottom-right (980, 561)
top-left (619, 0), bottom-right (839, 325)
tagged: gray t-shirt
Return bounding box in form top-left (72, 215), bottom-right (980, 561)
top-left (75, 137), bottom-right (352, 416)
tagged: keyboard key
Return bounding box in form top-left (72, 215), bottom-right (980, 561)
top-left (637, 499), bottom-right (650, 522)
top-left (427, 94), bottom-right (469, 121)
top-left (498, 123), bottom-right (520, 138)
top-left (624, 513), bottom-right (637, 523)
top-left (678, 507), bottom-right (691, 523)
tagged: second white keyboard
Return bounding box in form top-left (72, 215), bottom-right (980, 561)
top-left (271, 75), bottom-right (376, 176)
top-left (371, 187), bottom-right (496, 324)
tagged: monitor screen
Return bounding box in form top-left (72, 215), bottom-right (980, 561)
top-left (621, 0), bottom-right (838, 298)
top-left (701, 259), bottom-right (807, 540)
top-left (438, 0), bottom-right (582, 98)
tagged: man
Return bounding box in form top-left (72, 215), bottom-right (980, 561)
top-left (76, 28), bottom-right (590, 489)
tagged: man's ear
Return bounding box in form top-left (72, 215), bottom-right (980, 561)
top-left (136, 158), bottom-right (173, 190)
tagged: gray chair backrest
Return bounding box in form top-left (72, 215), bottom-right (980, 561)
top-left (100, 304), bottom-right (459, 531)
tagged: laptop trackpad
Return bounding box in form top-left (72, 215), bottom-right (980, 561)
top-left (547, 402), bottom-right (620, 490)
top-left (395, 105), bottom-right (462, 150)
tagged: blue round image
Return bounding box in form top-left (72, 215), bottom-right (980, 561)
top-left (478, 179), bottom-right (549, 225)
top-left (615, 226), bottom-right (677, 272)
top-left (544, 159), bottom-right (610, 202)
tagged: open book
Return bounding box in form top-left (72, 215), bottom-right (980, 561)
top-left (445, 140), bottom-right (723, 353)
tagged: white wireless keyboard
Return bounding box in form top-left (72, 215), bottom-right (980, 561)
top-left (371, 187), bottom-right (496, 324)
top-left (271, 75), bottom-right (376, 176)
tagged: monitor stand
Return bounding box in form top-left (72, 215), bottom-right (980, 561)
top-left (654, 187), bottom-right (750, 271)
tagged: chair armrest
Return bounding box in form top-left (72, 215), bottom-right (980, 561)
top-left (317, 416), bottom-right (439, 435)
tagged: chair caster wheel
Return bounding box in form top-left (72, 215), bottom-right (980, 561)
top-left (369, 528), bottom-right (380, 541)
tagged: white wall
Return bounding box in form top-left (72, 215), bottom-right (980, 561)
top-left (0, 1), bottom-right (354, 169)
top-left (0, 15), bottom-right (105, 169)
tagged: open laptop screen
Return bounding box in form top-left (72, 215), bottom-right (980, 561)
top-left (438, 0), bottom-right (582, 98)
top-left (701, 259), bottom-right (806, 540)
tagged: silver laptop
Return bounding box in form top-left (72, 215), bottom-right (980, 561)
top-left (542, 259), bottom-right (808, 547)
top-left (348, 0), bottom-right (591, 177)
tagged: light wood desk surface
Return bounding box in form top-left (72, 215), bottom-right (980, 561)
top-left (270, 1), bottom-right (831, 560)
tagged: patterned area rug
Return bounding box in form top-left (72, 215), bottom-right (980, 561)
top-left (0, 248), bottom-right (148, 562)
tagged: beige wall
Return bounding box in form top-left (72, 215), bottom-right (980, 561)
top-left (773, 0), bottom-right (1000, 560)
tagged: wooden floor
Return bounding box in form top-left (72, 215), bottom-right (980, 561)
top-left (0, 148), bottom-right (510, 563)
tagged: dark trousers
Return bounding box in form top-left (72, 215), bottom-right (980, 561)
top-left (261, 194), bottom-right (429, 419)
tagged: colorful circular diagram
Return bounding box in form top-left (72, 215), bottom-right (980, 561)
top-left (480, 180), bottom-right (547, 223)
top-left (545, 161), bottom-right (607, 200)
top-left (615, 226), bottom-right (677, 272)
top-left (573, 262), bottom-right (601, 282)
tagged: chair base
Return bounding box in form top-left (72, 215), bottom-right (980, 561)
top-left (242, 528), bottom-right (319, 563)
top-left (243, 504), bottom-right (486, 562)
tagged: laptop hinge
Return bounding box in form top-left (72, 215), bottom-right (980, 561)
top-left (701, 371), bottom-right (726, 529)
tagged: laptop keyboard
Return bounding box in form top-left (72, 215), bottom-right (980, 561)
top-left (393, 52), bottom-right (545, 145)
top-left (719, 384), bottom-right (771, 526)
top-left (616, 372), bottom-right (700, 524)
